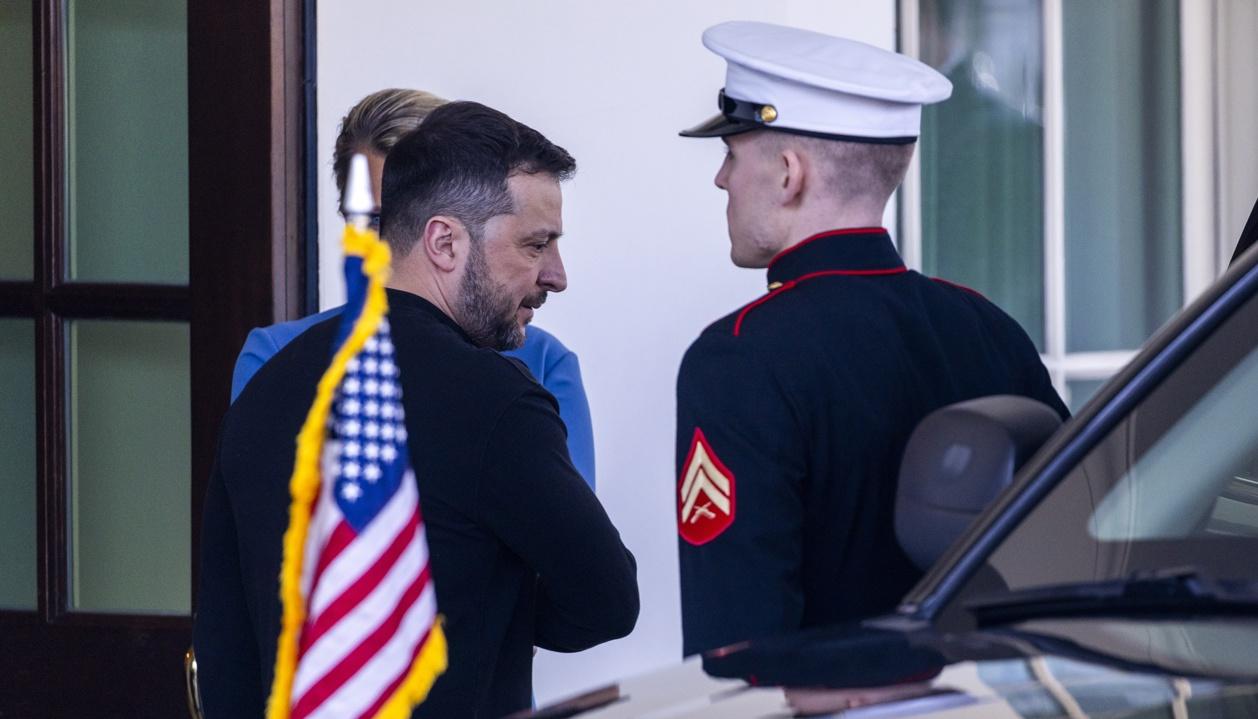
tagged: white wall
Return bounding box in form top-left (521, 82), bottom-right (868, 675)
top-left (316, 0), bottom-right (896, 703)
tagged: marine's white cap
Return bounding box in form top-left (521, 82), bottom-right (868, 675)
top-left (680, 21), bottom-right (952, 143)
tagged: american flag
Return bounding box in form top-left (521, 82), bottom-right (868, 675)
top-left (268, 214), bottom-right (445, 719)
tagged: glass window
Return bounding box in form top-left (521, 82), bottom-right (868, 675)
top-left (915, 0), bottom-right (1191, 402)
top-left (956, 286), bottom-right (1258, 603)
top-left (0, 1), bottom-right (34, 280)
top-left (918, 0), bottom-right (1045, 350)
top-left (1065, 377), bottom-right (1105, 414)
top-left (67, 320), bottom-right (190, 615)
top-left (66, 0), bottom-right (189, 284)
top-left (1062, 0), bottom-right (1182, 352)
top-left (0, 320), bottom-right (37, 610)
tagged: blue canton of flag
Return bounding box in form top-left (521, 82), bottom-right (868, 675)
top-left (329, 321), bottom-right (410, 532)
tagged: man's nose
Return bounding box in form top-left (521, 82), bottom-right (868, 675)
top-left (540, 245), bottom-right (567, 293)
top-left (714, 160), bottom-right (730, 190)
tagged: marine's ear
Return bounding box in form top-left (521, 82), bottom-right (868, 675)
top-left (779, 146), bottom-right (806, 207)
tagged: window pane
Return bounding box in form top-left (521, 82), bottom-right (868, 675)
top-left (1063, 0), bottom-right (1182, 352)
top-left (66, 0), bottom-right (188, 284)
top-left (955, 286), bottom-right (1258, 605)
top-left (68, 320), bottom-right (190, 615)
top-left (0, 1), bottom-right (34, 280)
top-left (0, 320), bottom-right (37, 610)
top-left (1066, 377), bottom-right (1105, 414)
top-left (919, 0), bottom-right (1045, 349)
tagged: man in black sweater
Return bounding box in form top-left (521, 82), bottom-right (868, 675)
top-left (194, 102), bottom-right (639, 717)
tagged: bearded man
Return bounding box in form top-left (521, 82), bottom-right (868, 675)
top-left (194, 101), bottom-right (639, 718)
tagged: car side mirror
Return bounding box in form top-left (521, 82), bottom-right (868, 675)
top-left (895, 395), bottom-right (1062, 572)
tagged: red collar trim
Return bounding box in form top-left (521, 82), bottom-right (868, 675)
top-left (734, 266), bottom-right (908, 336)
top-left (767, 227), bottom-right (889, 270)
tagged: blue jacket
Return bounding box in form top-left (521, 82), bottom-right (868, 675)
top-left (231, 306), bottom-right (596, 487)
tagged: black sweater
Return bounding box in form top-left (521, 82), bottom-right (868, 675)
top-left (194, 289), bottom-right (639, 717)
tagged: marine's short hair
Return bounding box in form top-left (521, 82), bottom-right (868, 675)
top-left (331, 88), bottom-right (447, 202)
top-left (380, 101), bottom-right (577, 257)
top-left (765, 132), bottom-right (915, 206)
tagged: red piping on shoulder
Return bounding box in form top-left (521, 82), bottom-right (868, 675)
top-left (767, 227), bottom-right (888, 269)
top-left (930, 277), bottom-right (987, 299)
top-left (733, 267), bottom-right (907, 336)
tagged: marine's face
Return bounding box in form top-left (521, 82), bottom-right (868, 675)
top-left (714, 131), bottom-right (783, 268)
top-left (455, 172), bottom-right (566, 350)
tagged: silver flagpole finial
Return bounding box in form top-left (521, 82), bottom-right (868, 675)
top-left (343, 153), bottom-right (375, 224)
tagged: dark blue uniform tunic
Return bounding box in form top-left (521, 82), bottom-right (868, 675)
top-left (675, 228), bottom-right (1067, 656)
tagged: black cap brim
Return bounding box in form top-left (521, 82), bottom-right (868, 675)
top-left (678, 113), bottom-right (760, 138)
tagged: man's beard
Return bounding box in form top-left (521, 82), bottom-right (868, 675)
top-left (454, 242), bottom-right (545, 351)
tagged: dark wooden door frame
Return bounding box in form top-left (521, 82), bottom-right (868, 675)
top-left (188, 0), bottom-right (310, 603)
top-left (0, 0), bottom-right (311, 716)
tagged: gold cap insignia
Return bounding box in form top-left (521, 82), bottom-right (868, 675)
top-left (759, 105), bottom-right (778, 123)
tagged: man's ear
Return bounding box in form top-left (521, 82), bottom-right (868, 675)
top-left (420, 215), bottom-right (464, 273)
top-left (780, 146), bottom-right (806, 207)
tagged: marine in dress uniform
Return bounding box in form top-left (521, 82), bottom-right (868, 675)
top-left (674, 21), bottom-right (1069, 657)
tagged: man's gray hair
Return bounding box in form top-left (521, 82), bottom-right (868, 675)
top-left (331, 88), bottom-right (448, 200)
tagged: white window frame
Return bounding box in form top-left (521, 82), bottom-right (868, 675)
top-left (898, 0), bottom-right (1221, 408)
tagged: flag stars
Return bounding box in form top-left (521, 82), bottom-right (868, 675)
top-left (330, 322), bottom-right (408, 510)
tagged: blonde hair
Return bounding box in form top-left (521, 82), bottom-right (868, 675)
top-left (332, 88), bottom-right (448, 200)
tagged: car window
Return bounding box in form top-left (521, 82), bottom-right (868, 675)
top-left (951, 288), bottom-right (1258, 607)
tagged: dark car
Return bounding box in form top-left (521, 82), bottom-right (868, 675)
top-left (518, 200), bottom-right (1258, 719)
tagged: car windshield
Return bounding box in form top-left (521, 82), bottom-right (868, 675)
top-left (948, 285), bottom-right (1258, 621)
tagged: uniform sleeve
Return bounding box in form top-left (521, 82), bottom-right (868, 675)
top-left (193, 459), bottom-right (265, 717)
top-left (231, 328), bottom-right (282, 403)
top-left (477, 389), bottom-right (638, 652)
top-left (1026, 356), bottom-right (1070, 421)
top-left (543, 350), bottom-right (597, 489)
top-left (675, 330), bottom-right (808, 657)
top-left (999, 313), bottom-right (1070, 421)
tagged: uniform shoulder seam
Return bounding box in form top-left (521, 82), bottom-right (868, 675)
top-left (733, 285), bottom-right (795, 337)
top-left (930, 276), bottom-right (988, 300)
top-left (735, 267), bottom-right (909, 336)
